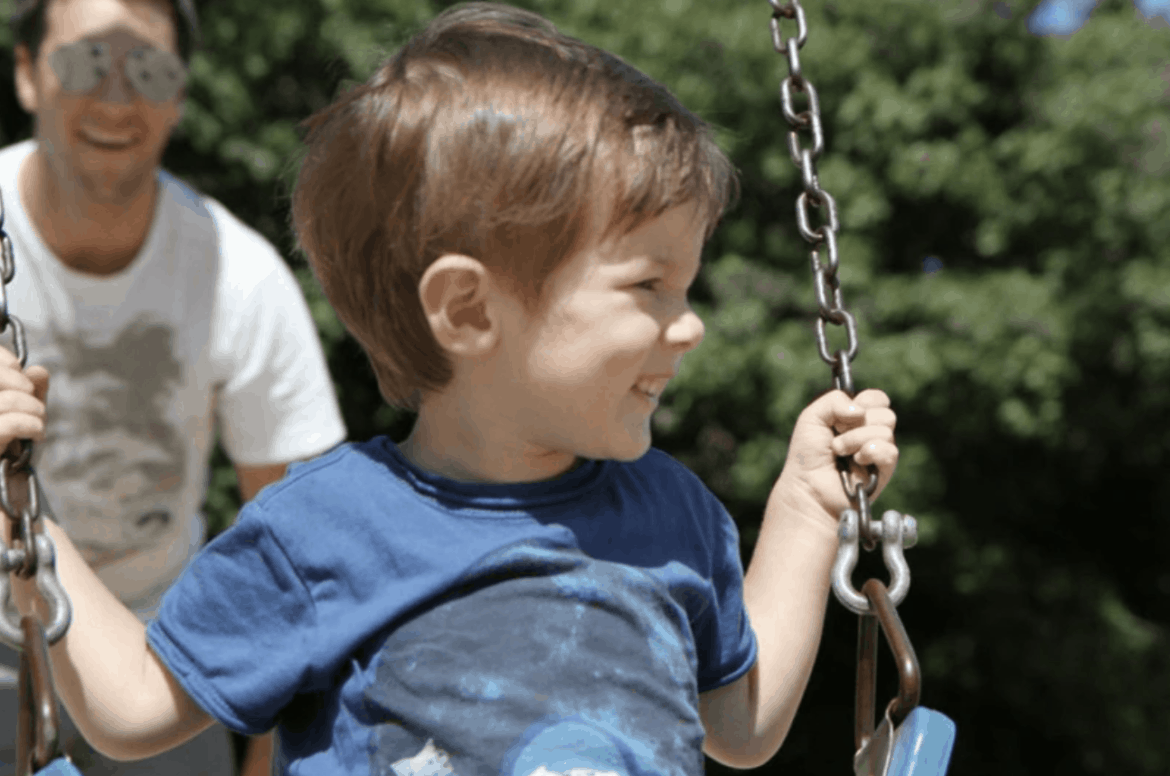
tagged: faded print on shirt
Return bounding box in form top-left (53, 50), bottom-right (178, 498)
top-left (358, 543), bottom-right (707, 776)
top-left (33, 316), bottom-right (188, 571)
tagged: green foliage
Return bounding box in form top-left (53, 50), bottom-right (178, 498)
top-left (3, 0), bottom-right (1170, 773)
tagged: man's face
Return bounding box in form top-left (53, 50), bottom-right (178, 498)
top-left (15, 0), bottom-right (184, 204)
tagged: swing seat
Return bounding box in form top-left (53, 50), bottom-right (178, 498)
top-left (886, 707), bottom-right (956, 776)
top-left (33, 759), bottom-right (82, 776)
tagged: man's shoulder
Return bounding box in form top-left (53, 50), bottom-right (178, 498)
top-left (0, 139), bottom-right (35, 162)
top-left (157, 171), bottom-right (284, 262)
top-left (0, 140), bottom-right (36, 184)
top-left (156, 171), bottom-right (299, 299)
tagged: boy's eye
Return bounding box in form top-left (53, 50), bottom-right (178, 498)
top-left (635, 279), bottom-right (662, 292)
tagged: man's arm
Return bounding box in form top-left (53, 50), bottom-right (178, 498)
top-left (236, 462), bottom-right (288, 503)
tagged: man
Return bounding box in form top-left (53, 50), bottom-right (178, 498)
top-left (0, 0), bottom-right (346, 773)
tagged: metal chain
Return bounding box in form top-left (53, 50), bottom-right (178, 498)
top-left (769, 0), bottom-right (917, 615)
top-left (0, 186), bottom-right (71, 646)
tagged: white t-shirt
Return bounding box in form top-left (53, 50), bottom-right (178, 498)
top-left (0, 139), bottom-right (346, 617)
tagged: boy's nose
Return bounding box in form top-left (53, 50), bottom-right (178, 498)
top-left (666, 307), bottom-right (705, 353)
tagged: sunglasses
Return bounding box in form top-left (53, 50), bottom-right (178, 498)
top-left (48, 40), bottom-right (188, 103)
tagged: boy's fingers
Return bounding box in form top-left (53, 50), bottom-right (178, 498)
top-left (853, 388), bottom-right (890, 409)
top-left (0, 348), bottom-right (20, 369)
top-left (830, 425), bottom-right (895, 456)
top-left (24, 365), bottom-right (49, 402)
top-left (0, 414), bottom-right (46, 444)
top-left (0, 367), bottom-right (35, 395)
top-left (852, 439), bottom-right (899, 470)
top-left (863, 407), bottom-right (896, 431)
top-left (824, 392), bottom-right (895, 434)
top-left (806, 390), bottom-right (865, 432)
top-left (0, 391), bottom-right (46, 418)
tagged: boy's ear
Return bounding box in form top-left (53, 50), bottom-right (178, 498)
top-left (418, 254), bottom-right (501, 358)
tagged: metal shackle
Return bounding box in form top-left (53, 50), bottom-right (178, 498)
top-left (0, 531), bottom-right (72, 647)
top-left (831, 509), bottom-right (918, 615)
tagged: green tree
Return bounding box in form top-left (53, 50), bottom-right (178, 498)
top-left (2, 0), bottom-right (1168, 773)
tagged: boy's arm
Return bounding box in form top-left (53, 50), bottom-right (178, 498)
top-left (699, 390), bottom-right (897, 769)
top-left (16, 519), bottom-right (213, 761)
top-left (699, 481), bottom-right (838, 768)
top-left (0, 349), bottom-right (211, 759)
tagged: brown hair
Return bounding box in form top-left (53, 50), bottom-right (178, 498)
top-left (292, 2), bottom-right (738, 410)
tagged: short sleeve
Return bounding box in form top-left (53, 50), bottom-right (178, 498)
top-left (594, 451), bottom-right (759, 695)
top-left (691, 490), bottom-right (758, 693)
top-left (146, 504), bottom-right (316, 735)
top-left (206, 202), bottom-right (346, 465)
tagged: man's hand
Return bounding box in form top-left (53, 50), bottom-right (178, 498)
top-left (0, 346), bottom-right (48, 452)
top-left (774, 388), bottom-right (899, 525)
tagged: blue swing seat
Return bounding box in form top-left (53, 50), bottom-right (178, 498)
top-left (886, 707), bottom-right (957, 776)
top-left (34, 759), bottom-right (83, 776)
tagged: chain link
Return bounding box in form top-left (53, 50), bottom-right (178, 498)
top-left (770, 0), bottom-right (917, 615)
top-left (770, 0), bottom-right (856, 395)
top-left (0, 186), bottom-right (71, 646)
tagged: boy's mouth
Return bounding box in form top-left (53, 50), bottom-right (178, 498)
top-left (633, 376), bottom-right (671, 401)
top-left (632, 387), bottom-right (658, 404)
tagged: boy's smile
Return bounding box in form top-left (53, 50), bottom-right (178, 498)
top-left (496, 202), bottom-right (708, 468)
top-left (403, 202), bottom-right (708, 484)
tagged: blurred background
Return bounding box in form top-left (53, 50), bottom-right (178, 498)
top-left (2, 0), bottom-right (1169, 773)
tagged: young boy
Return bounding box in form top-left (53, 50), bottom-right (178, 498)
top-left (1, 3), bottom-right (898, 774)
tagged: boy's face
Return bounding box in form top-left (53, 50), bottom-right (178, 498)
top-left (492, 203), bottom-right (707, 464)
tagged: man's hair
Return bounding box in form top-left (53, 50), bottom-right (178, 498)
top-left (10, 0), bottom-right (201, 64)
top-left (292, 2), bottom-right (739, 411)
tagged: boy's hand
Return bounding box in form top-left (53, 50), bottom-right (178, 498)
top-left (0, 346), bottom-right (50, 618)
top-left (776, 388), bottom-right (898, 526)
top-left (0, 346), bottom-right (49, 453)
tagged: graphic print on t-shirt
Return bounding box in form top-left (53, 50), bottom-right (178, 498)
top-left (359, 541), bottom-right (706, 776)
top-left (33, 316), bottom-right (187, 570)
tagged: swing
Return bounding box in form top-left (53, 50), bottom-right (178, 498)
top-left (767, 2), bottom-right (957, 774)
top-left (0, 189), bottom-right (81, 776)
top-left (0, 5), bottom-right (956, 774)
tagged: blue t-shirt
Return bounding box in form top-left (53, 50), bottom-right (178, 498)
top-left (146, 439), bottom-right (757, 776)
